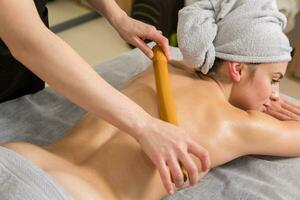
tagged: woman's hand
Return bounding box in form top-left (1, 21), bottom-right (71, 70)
top-left (136, 116), bottom-right (210, 194)
top-left (264, 97), bottom-right (300, 121)
top-left (111, 13), bottom-right (171, 60)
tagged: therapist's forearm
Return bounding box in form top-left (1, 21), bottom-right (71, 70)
top-left (12, 29), bottom-right (149, 140)
top-left (4, 28), bottom-right (149, 141)
top-left (87, 0), bottom-right (127, 26)
top-left (0, 0), bottom-right (149, 140)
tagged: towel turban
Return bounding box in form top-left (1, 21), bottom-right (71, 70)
top-left (177, 0), bottom-right (293, 74)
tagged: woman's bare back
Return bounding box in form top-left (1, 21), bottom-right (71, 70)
top-left (3, 64), bottom-right (290, 200)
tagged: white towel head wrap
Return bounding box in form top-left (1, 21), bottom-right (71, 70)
top-left (177, 0), bottom-right (293, 74)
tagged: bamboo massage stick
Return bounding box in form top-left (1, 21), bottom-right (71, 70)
top-left (152, 45), bottom-right (188, 182)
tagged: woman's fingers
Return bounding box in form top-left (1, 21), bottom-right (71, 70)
top-left (282, 98), bottom-right (300, 108)
top-left (281, 99), bottom-right (300, 116)
top-left (265, 98), bottom-right (300, 121)
top-left (276, 105), bottom-right (299, 119)
top-left (271, 99), bottom-right (300, 121)
top-left (265, 108), bottom-right (292, 121)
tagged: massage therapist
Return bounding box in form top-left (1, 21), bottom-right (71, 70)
top-left (0, 0), bottom-right (210, 194)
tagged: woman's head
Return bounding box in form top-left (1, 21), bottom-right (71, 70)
top-left (204, 59), bottom-right (288, 111)
top-left (177, 0), bottom-right (293, 111)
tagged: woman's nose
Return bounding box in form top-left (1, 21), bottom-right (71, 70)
top-left (264, 99), bottom-right (271, 107)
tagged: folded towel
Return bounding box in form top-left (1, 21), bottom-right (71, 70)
top-left (178, 0), bottom-right (293, 74)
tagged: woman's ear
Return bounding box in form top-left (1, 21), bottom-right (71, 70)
top-left (227, 61), bottom-right (244, 82)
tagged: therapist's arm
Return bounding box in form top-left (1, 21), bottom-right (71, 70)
top-left (0, 0), bottom-right (147, 137)
top-left (0, 0), bottom-right (210, 194)
top-left (87, 0), bottom-right (171, 59)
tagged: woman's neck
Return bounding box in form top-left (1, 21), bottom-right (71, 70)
top-left (168, 60), bottom-right (233, 101)
top-left (209, 77), bottom-right (233, 101)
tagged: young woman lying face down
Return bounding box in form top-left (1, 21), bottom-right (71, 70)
top-left (2, 57), bottom-right (300, 200)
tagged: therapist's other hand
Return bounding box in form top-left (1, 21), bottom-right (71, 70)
top-left (264, 97), bottom-right (300, 121)
top-left (112, 13), bottom-right (170, 60)
top-left (136, 116), bottom-right (210, 195)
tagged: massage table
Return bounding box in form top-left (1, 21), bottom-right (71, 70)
top-left (0, 46), bottom-right (300, 200)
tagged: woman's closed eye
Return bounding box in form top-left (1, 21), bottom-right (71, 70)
top-left (271, 79), bottom-right (280, 84)
top-left (271, 72), bottom-right (283, 84)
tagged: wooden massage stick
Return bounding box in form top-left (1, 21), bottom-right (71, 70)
top-left (152, 45), bottom-right (188, 182)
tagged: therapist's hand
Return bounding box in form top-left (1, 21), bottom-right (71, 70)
top-left (136, 116), bottom-right (210, 194)
top-left (264, 97), bottom-right (300, 121)
top-left (111, 13), bottom-right (171, 60)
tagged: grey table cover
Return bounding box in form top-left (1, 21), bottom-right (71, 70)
top-left (1, 46), bottom-right (299, 200)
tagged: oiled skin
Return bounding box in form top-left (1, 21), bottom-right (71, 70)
top-left (3, 65), bottom-right (300, 200)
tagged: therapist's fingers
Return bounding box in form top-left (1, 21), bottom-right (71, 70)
top-left (128, 22), bottom-right (170, 59)
top-left (167, 155), bottom-right (185, 188)
top-left (132, 36), bottom-right (154, 59)
top-left (144, 29), bottom-right (171, 60)
top-left (132, 33), bottom-right (170, 60)
top-left (157, 159), bottom-right (174, 195)
top-left (178, 151), bottom-right (199, 186)
top-left (188, 141), bottom-right (210, 172)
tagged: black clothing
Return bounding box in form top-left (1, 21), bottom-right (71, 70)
top-left (0, 0), bottom-right (48, 103)
top-left (131, 0), bottom-right (184, 44)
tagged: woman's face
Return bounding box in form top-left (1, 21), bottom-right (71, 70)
top-left (230, 62), bottom-right (288, 111)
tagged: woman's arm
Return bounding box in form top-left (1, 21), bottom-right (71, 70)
top-left (238, 110), bottom-right (300, 157)
top-left (264, 97), bottom-right (300, 121)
